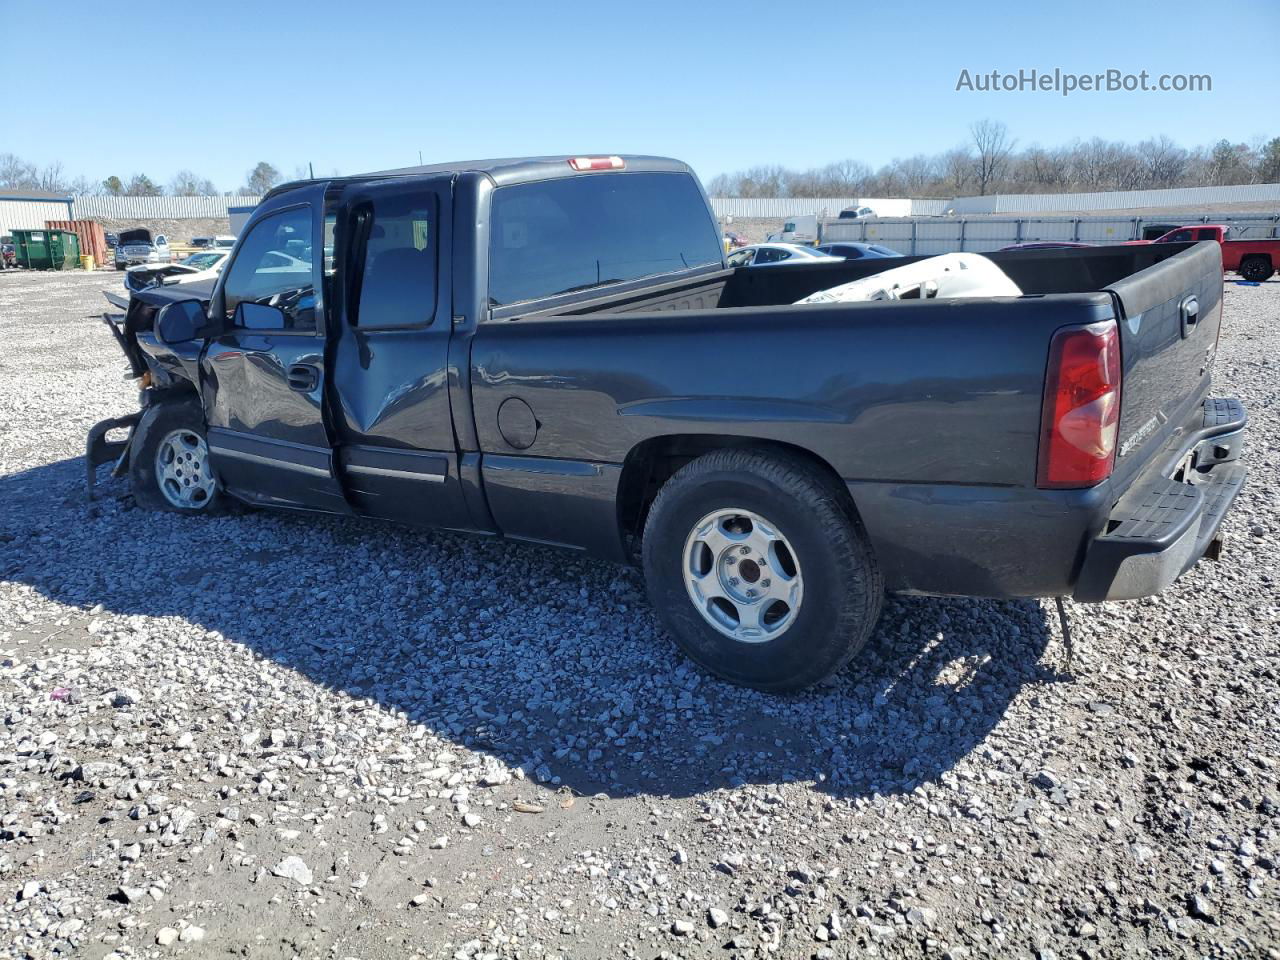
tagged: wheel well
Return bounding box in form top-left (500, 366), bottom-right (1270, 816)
top-left (616, 434), bottom-right (854, 556)
top-left (150, 382), bottom-right (201, 407)
top-left (1240, 253), bottom-right (1273, 266)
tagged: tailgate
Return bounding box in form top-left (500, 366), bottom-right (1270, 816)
top-left (1105, 240), bottom-right (1223, 489)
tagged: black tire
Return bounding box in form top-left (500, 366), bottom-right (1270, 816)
top-left (129, 397), bottom-right (225, 514)
top-left (641, 448), bottom-right (883, 692)
top-left (1239, 257), bottom-right (1274, 282)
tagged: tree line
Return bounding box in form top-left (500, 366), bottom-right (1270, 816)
top-left (706, 121), bottom-right (1280, 198)
top-left (0, 157), bottom-right (303, 197)
top-left (6, 124), bottom-right (1280, 200)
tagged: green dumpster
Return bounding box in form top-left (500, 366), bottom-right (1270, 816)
top-left (12, 228), bottom-right (81, 270)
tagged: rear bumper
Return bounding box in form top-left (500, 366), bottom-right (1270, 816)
top-left (850, 395), bottom-right (1247, 601)
top-left (1073, 397), bottom-right (1247, 601)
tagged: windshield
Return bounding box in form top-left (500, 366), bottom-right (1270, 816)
top-left (180, 252), bottom-right (224, 269)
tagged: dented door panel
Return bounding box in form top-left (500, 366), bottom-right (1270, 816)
top-left (327, 176), bottom-right (479, 530)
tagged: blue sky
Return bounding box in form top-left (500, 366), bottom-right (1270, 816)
top-left (4, 0), bottom-right (1276, 192)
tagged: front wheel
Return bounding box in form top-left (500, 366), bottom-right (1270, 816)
top-left (641, 449), bottom-right (883, 691)
top-left (128, 398), bottom-right (224, 514)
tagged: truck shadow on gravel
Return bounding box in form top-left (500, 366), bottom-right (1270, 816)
top-left (3, 457), bottom-right (1062, 802)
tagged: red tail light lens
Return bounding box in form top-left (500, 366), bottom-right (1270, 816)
top-left (568, 156), bottom-right (625, 171)
top-left (1037, 320), bottom-right (1122, 489)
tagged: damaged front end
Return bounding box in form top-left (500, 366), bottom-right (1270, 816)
top-left (86, 282), bottom-right (214, 500)
top-left (85, 411), bottom-right (141, 500)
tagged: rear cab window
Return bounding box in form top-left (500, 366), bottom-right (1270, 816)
top-left (488, 172), bottom-right (723, 307)
top-left (347, 192), bottom-right (437, 329)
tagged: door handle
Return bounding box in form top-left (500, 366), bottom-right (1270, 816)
top-left (1179, 295), bottom-right (1199, 338)
top-left (287, 363), bottom-right (320, 392)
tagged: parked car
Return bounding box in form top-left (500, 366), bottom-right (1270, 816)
top-left (88, 154), bottom-right (1247, 693)
top-left (1134, 225), bottom-right (1279, 281)
top-left (726, 242), bottom-right (841, 267)
top-left (1, 241), bottom-right (15, 269)
top-left (123, 250), bottom-right (231, 293)
top-left (837, 201), bottom-right (913, 218)
top-left (814, 242), bottom-right (903, 259)
top-left (189, 236), bottom-right (236, 250)
top-left (114, 229), bottom-right (171, 270)
top-left (723, 231), bottom-right (749, 249)
top-left (105, 233), bottom-right (120, 249)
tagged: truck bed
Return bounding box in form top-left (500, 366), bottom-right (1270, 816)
top-left (472, 241), bottom-right (1234, 599)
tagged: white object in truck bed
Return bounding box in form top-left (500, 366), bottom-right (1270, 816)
top-left (795, 253), bottom-right (1022, 303)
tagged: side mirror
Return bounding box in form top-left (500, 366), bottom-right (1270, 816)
top-left (155, 299), bottom-right (208, 345)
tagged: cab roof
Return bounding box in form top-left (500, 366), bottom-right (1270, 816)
top-left (263, 155), bottom-right (694, 202)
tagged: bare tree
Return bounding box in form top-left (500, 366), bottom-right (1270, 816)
top-left (894, 155), bottom-right (940, 195)
top-left (125, 174), bottom-right (162, 196)
top-left (705, 173), bottom-right (734, 198)
top-left (245, 161), bottom-right (281, 195)
top-left (0, 153), bottom-right (38, 190)
top-left (169, 170), bottom-right (218, 196)
top-left (969, 119), bottom-right (1015, 195)
top-left (1136, 135), bottom-right (1189, 188)
top-left (1206, 140), bottom-right (1255, 185)
top-left (37, 161), bottom-right (67, 193)
top-left (939, 147), bottom-right (975, 195)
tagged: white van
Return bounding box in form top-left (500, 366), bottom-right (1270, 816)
top-left (767, 214), bottom-right (818, 245)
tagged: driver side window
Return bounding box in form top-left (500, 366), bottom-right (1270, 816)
top-left (223, 207), bottom-right (315, 330)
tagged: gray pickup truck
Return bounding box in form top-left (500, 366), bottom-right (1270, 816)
top-left (89, 154), bottom-right (1247, 690)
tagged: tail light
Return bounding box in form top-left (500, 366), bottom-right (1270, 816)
top-left (1036, 320), bottom-right (1122, 489)
top-left (568, 156), bottom-right (625, 171)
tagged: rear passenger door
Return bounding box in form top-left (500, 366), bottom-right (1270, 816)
top-left (328, 177), bottom-right (475, 530)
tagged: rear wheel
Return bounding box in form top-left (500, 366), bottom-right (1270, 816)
top-left (641, 448), bottom-right (883, 691)
top-left (129, 398), bottom-right (224, 514)
top-left (1239, 257), bottom-right (1274, 282)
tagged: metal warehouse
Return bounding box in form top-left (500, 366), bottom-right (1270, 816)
top-left (0, 190), bottom-right (73, 238)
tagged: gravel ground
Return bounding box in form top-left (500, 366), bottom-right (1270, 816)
top-left (1, 269), bottom-right (1278, 960)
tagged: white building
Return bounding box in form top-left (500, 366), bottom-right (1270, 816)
top-left (0, 190), bottom-right (73, 238)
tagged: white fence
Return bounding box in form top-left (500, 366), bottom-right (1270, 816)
top-left (945, 182), bottom-right (1280, 215)
top-left (822, 213), bottom-right (1280, 255)
top-left (711, 197), bottom-right (948, 218)
top-left (70, 195), bottom-right (264, 220)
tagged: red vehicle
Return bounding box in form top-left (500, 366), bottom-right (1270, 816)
top-left (1139, 225), bottom-right (1279, 282)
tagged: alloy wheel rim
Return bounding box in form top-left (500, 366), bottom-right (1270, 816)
top-left (682, 508), bottom-right (803, 643)
top-left (154, 429), bottom-right (216, 509)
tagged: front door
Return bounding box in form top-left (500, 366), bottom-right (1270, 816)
top-left (327, 176), bottom-right (474, 529)
top-left (201, 190), bottom-right (349, 513)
